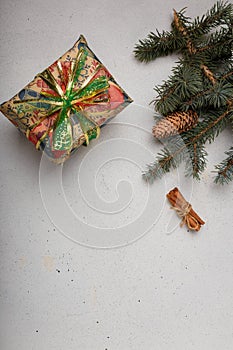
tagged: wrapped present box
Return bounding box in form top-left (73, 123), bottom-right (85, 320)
top-left (0, 35), bottom-right (132, 163)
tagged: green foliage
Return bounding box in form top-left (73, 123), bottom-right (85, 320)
top-left (143, 108), bottom-right (231, 181)
top-left (134, 31), bottom-right (184, 62)
top-left (214, 147), bottom-right (233, 184)
top-left (191, 1), bottom-right (233, 33)
top-left (134, 1), bottom-right (233, 184)
top-left (134, 1), bottom-right (233, 62)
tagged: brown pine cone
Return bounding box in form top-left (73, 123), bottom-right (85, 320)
top-left (152, 110), bottom-right (198, 139)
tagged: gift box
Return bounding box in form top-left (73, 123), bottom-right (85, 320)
top-left (0, 35), bottom-right (132, 163)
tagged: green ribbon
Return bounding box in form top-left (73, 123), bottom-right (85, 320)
top-left (14, 47), bottom-right (109, 151)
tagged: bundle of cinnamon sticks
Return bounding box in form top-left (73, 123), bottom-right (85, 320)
top-left (167, 187), bottom-right (205, 231)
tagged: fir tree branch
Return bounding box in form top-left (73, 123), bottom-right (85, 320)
top-left (134, 31), bottom-right (184, 62)
top-left (185, 142), bottom-right (208, 179)
top-left (223, 69), bottom-right (233, 80)
top-left (143, 108), bottom-right (231, 182)
top-left (134, 2), bottom-right (233, 62)
top-left (195, 27), bottom-right (233, 60)
top-left (154, 62), bottom-right (204, 114)
top-left (143, 136), bottom-right (186, 181)
top-left (160, 69), bottom-right (233, 112)
top-left (193, 142), bottom-right (198, 175)
top-left (172, 9), bottom-right (196, 54)
top-left (135, 2), bottom-right (233, 184)
top-left (201, 64), bottom-right (216, 85)
top-left (185, 108), bottom-right (230, 144)
top-left (214, 147), bottom-right (233, 184)
top-left (191, 1), bottom-right (233, 35)
top-left (196, 27), bottom-right (232, 52)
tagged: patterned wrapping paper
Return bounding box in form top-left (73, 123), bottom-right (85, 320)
top-left (0, 35), bottom-right (133, 163)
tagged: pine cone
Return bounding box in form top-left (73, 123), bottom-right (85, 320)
top-left (152, 110), bottom-right (198, 139)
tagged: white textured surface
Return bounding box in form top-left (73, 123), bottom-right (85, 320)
top-left (0, 0), bottom-right (233, 349)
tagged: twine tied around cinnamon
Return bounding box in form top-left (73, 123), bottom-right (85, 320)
top-left (166, 187), bottom-right (205, 231)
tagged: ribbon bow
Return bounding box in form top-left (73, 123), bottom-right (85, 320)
top-left (172, 202), bottom-right (200, 231)
top-left (14, 47), bottom-right (110, 152)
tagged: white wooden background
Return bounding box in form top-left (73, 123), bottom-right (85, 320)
top-left (0, 0), bottom-right (233, 349)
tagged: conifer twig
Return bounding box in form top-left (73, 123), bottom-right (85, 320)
top-left (135, 2), bottom-right (233, 183)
